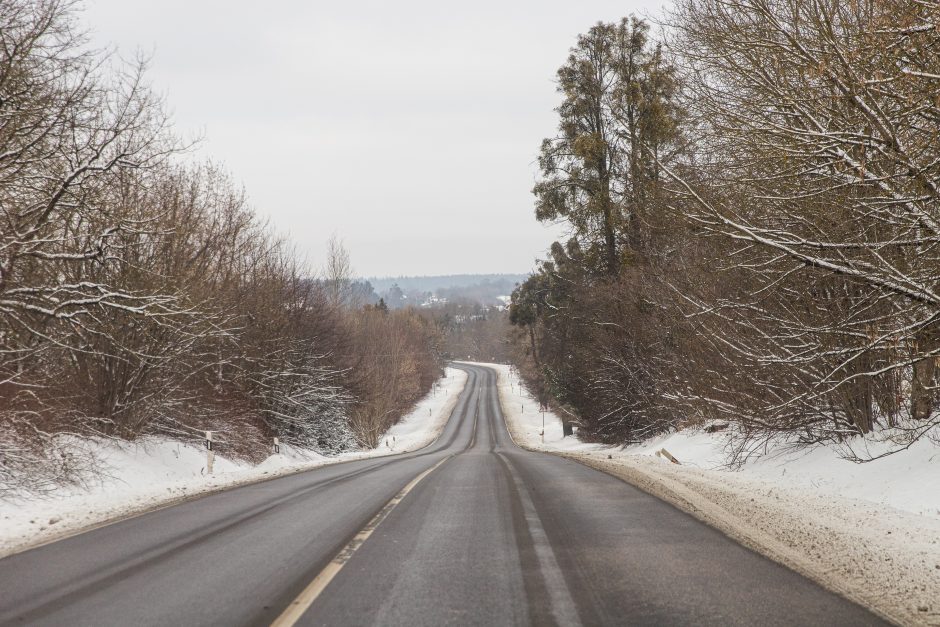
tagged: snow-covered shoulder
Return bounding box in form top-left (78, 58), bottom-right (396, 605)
top-left (0, 367), bottom-right (468, 559)
top-left (484, 360), bottom-right (940, 518)
top-left (475, 361), bottom-right (940, 625)
top-left (623, 426), bottom-right (940, 518)
top-left (372, 366), bottom-right (468, 453)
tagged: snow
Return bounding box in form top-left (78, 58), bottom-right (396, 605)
top-left (376, 368), bottom-right (467, 453)
top-left (626, 429), bottom-right (940, 518)
top-left (483, 360), bottom-right (940, 518)
top-left (0, 367), bottom-right (467, 558)
top-left (475, 361), bottom-right (940, 625)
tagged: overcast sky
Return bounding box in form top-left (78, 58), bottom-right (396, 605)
top-left (84, 0), bottom-right (666, 278)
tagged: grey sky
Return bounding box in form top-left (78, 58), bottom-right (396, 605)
top-left (84, 0), bottom-right (666, 277)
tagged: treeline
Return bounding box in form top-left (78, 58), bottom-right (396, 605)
top-left (510, 0), bottom-right (940, 459)
top-left (0, 1), bottom-right (440, 492)
top-left (421, 301), bottom-right (512, 363)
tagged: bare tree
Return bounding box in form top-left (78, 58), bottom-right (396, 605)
top-left (324, 234), bottom-right (355, 309)
top-left (661, 0), bottom-right (940, 454)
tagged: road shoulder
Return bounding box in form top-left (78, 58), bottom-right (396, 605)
top-left (0, 368), bottom-right (469, 560)
top-left (477, 361), bottom-right (940, 627)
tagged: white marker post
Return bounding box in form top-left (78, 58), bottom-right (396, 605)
top-left (274, 437), bottom-right (280, 455)
top-left (205, 431), bottom-right (214, 475)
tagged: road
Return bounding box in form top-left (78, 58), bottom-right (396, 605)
top-left (0, 364), bottom-right (884, 626)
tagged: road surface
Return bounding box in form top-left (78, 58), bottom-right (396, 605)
top-left (0, 364), bottom-right (884, 626)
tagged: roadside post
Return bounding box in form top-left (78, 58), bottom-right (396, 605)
top-left (656, 448), bottom-right (681, 465)
top-left (205, 431), bottom-right (214, 475)
top-left (274, 437), bottom-right (280, 454)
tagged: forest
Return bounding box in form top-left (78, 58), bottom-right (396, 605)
top-left (0, 1), bottom-right (441, 493)
top-left (509, 0), bottom-right (940, 461)
top-left (4, 0), bottom-right (938, 496)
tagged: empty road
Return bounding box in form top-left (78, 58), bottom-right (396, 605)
top-left (0, 364), bottom-right (884, 626)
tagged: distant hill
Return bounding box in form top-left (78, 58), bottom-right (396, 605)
top-left (366, 274), bottom-right (527, 294)
top-left (362, 274), bottom-right (528, 308)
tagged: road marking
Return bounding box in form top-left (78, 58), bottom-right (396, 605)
top-left (468, 385), bottom-right (480, 449)
top-left (500, 454), bottom-right (583, 627)
top-left (270, 455), bottom-right (453, 627)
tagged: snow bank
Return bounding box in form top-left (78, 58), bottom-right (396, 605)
top-left (626, 428), bottom-right (940, 519)
top-left (479, 361), bottom-right (940, 626)
top-left (0, 367), bottom-right (467, 558)
top-left (373, 367), bottom-right (467, 454)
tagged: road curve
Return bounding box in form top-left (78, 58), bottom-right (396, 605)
top-left (0, 364), bottom-right (884, 626)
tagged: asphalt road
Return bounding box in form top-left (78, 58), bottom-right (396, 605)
top-left (0, 364), bottom-right (885, 626)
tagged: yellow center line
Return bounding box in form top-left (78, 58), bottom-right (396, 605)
top-left (270, 454), bottom-right (453, 627)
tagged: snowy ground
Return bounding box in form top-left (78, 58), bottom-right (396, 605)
top-left (0, 367), bottom-right (468, 559)
top-left (478, 361), bottom-right (940, 627)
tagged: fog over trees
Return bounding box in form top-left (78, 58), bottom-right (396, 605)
top-left (510, 0), bottom-right (940, 461)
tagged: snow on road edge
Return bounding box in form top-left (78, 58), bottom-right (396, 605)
top-left (475, 361), bottom-right (940, 627)
top-left (0, 367), bottom-right (468, 559)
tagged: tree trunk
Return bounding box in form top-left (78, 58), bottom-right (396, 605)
top-left (911, 328), bottom-right (936, 421)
